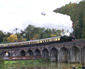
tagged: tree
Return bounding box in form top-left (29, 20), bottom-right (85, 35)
top-left (17, 33), bottom-right (26, 41)
top-left (24, 25), bottom-right (35, 40)
top-left (7, 34), bottom-right (18, 42)
top-left (3, 32), bottom-right (11, 43)
top-left (54, 1), bottom-right (85, 39)
top-left (56, 30), bottom-right (62, 36)
top-left (13, 28), bottom-right (18, 34)
top-left (0, 31), bottom-right (4, 43)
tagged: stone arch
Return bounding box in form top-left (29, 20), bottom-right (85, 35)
top-left (70, 46), bottom-right (80, 63)
top-left (81, 47), bottom-right (85, 63)
top-left (0, 50), bottom-right (5, 57)
top-left (42, 48), bottom-right (49, 58)
top-left (27, 49), bottom-right (33, 56)
top-left (20, 50), bottom-right (26, 56)
top-left (34, 49), bottom-right (41, 56)
top-left (4, 51), bottom-right (11, 57)
top-left (50, 47), bottom-right (58, 62)
top-left (59, 47), bottom-right (69, 62)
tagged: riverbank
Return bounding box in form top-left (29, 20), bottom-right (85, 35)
top-left (0, 59), bottom-right (83, 69)
top-left (0, 58), bottom-right (48, 69)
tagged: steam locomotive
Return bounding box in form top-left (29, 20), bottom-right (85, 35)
top-left (60, 35), bottom-right (75, 42)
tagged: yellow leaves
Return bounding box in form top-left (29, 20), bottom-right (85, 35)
top-left (50, 34), bottom-right (56, 37)
top-left (7, 34), bottom-right (18, 42)
top-left (23, 38), bottom-right (26, 41)
top-left (31, 34), bottom-right (40, 40)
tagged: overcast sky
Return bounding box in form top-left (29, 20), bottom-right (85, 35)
top-left (0, 0), bottom-right (81, 33)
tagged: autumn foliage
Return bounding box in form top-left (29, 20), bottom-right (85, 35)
top-left (7, 34), bottom-right (18, 42)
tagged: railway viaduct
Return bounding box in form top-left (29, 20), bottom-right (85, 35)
top-left (0, 39), bottom-right (85, 63)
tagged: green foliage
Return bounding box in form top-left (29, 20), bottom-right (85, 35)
top-left (0, 25), bottom-right (66, 43)
top-left (4, 59), bottom-right (46, 69)
top-left (0, 58), bottom-right (4, 69)
top-left (24, 25), bottom-right (64, 40)
top-left (17, 33), bottom-right (25, 41)
top-left (54, 1), bottom-right (85, 39)
top-left (0, 31), bottom-right (4, 43)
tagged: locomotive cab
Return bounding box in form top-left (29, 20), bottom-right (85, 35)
top-left (60, 35), bottom-right (75, 42)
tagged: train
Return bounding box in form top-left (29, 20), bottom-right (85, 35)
top-left (0, 36), bottom-right (75, 47)
top-left (27, 35), bottom-right (75, 44)
top-left (60, 35), bottom-right (75, 42)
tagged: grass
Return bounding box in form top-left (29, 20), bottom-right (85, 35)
top-left (3, 59), bottom-right (46, 69)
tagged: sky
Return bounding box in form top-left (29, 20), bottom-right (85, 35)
top-left (0, 0), bottom-right (81, 34)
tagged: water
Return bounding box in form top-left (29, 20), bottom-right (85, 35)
top-left (4, 62), bottom-right (82, 69)
top-left (26, 63), bottom-right (82, 69)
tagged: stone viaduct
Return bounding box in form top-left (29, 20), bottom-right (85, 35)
top-left (0, 39), bottom-right (85, 63)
